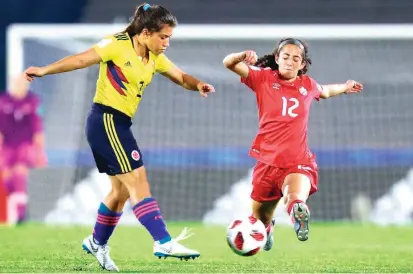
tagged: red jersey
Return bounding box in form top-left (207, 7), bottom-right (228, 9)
top-left (241, 66), bottom-right (322, 168)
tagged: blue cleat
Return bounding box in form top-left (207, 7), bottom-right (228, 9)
top-left (292, 202), bottom-right (310, 241)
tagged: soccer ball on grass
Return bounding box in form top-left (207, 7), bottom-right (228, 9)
top-left (226, 216), bottom-right (267, 256)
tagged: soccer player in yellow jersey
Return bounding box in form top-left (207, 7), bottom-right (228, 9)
top-left (24, 3), bottom-right (214, 271)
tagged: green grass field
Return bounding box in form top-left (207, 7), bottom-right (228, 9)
top-left (0, 222), bottom-right (412, 273)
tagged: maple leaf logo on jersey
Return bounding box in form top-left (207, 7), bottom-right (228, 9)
top-left (299, 86), bottom-right (308, 96)
top-left (107, 61), bottom-right (129, 96)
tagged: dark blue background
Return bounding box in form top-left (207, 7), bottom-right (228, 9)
top-left (0, 0), bottom-right (86, 90)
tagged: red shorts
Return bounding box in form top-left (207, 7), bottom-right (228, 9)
top-left (250, 161), bottom-right (319, 202)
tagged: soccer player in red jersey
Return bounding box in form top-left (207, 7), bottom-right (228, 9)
top-left (223, 38), bottom-right (363, 249)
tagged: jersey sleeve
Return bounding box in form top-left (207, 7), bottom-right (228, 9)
top-left (155, 54), bottom-right (174, 73)
top-left (240, 66), bottom-right (267, 92)
top-left (309, 77), bottom-right (323, 101)
top-left (93, 36), bottom-right (119, 62)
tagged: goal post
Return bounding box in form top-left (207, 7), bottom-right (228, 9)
top-left (6, 23), bottom-right (413, 225)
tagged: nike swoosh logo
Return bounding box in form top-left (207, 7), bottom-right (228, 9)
top-left (89, 239), bottom-right (99, 253)
top-left (159, 246), bottom-right (172, 253)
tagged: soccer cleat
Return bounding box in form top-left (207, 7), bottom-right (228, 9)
top-left (263, 218), bottom-right (276, 251)
top-left (82, 235), bottom-right (119, 272)
top-left (153, 227), bottom-right (200, 260)
top-left (292, 202), bottom-right (310, 241)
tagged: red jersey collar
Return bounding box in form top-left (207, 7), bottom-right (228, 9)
top-left (274, 70), bottom-right (303, 87)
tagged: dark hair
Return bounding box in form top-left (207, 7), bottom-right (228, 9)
top-left (124, 3), bottom-right (178, 37)
top-left (255, 38), bottom-right (311, 76)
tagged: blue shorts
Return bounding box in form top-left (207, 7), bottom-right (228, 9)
top-left (86, 103), bottom-right (143, 175)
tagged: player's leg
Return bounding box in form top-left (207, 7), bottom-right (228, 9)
top-left (82, 108), bottom-right (125, 271)
top-left (9, 163), bottom-right (29, 223)
top-left (251, 199), bottom-right (280, 251)
top-left (82, 176), bottom-right (128, 272)
top-left (6, 143), bottom-right (45, 224)
top-left (95, 110), bottom-right (199, 260)
top-left (0, 167), bottom-right (13, 224)
top-left (281, 173), bottom-right (312, 241)
top-left (250, 161), bottom-right (282, 251)
top-left (1, 144), bottom-right (29, 224)
top-left (116, 166), bottom-right (200, 260)
top-left (116, 166), bottom-right (170, 241)
top-left (91, 175), bottom-right (129, 245)
top-left (0, 146), bottom-right (13, 196)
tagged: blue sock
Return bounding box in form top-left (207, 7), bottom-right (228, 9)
top-left (92, 203), bottom-right (122, 245)
top-left (132, 197), bottom-right (171, 243)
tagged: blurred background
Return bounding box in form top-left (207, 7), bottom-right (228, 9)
top-left (1, 0), bottom-right (413, 227)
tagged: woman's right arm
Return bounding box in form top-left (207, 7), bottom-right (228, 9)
top-left (223, 50), bottom-right (258, 78)
top-left (24, 48), bottom-right (102, 81)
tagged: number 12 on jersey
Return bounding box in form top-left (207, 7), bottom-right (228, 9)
top-left (281, 96), bottom-right (299, 118)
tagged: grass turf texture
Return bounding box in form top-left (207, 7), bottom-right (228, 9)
top-left (0, 222), bottom-right (412, 273)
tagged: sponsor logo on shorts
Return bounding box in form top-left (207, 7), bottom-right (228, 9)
top-left (131, 150), bottom-right (140, 161)
top-left (298, 165), bottom-right (312, 171)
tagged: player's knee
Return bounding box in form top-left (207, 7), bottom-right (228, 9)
top-left (108, 187), bottom-right (129, 203)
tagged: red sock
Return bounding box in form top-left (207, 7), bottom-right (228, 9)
top-left (265, 222), bottom-right (272, 233)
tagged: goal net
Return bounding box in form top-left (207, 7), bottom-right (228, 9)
top-left (6, 24), bottom-right (413, 225)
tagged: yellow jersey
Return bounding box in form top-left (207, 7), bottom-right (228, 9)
top-left (92, 32), bottom-right (174, 117)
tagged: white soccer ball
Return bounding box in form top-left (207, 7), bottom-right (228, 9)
top-left (226, 216), bottom-right (267, 256)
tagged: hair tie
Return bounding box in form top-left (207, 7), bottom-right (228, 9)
top-left (143, 4), bottom-right (151, 11)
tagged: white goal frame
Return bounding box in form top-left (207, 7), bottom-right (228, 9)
top-left (6, 23), bottom-right (413, 89)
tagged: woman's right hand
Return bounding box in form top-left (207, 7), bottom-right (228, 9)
top-left (242, 50), bottom-right (258, 65)
top-left (24, 67), bottom-right (47, 82)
